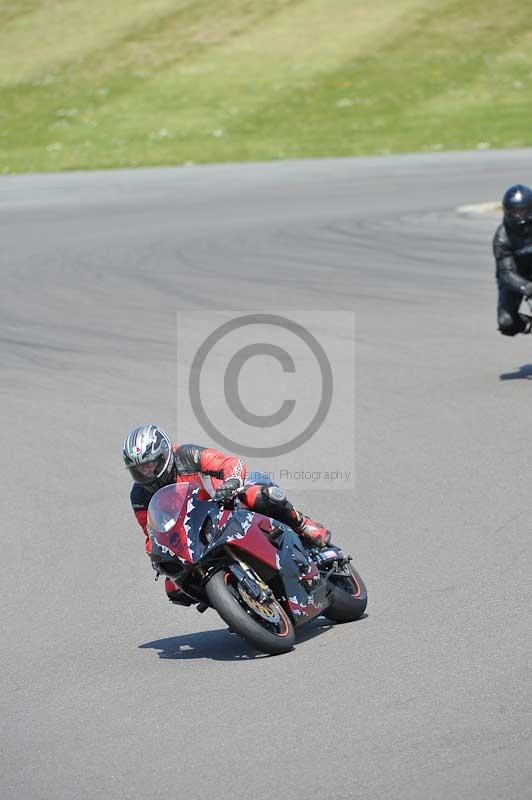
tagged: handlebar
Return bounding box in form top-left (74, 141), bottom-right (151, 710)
top-left (213, 485), bottom-right (247, 506)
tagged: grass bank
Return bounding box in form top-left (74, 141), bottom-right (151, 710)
top-left (1, 0), bottom-right (531, 173)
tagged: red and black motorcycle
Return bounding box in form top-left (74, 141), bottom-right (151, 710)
top-left (147, 482), bottom-right (367, 655)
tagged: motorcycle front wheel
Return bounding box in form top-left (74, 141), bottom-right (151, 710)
top-left (205, 568), bottom-right (295, 655)
top-left (323, 563), bottom-right (367, 623)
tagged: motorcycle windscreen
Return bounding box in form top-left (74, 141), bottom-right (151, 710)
top-left (148, 482), bottom-right (214, 562)
top-left (147, 483), bottom-right (192, 534)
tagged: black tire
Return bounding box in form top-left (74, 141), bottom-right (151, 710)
top-left (323, 563), bottom-right (367, 623)
top-left (205, 568), bottom-right (295, 655)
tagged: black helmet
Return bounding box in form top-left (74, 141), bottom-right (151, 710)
top-left (503, 184), bottom-right (532, 230)
top-left (123, 425), bottom-right (175, 488)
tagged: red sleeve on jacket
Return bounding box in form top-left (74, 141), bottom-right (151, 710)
top-left (134, 509), bottom-right (151, 553)
top-left (199, 448), bottom-right (247, 483)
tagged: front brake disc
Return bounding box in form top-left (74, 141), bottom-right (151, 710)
top-left (237, 585), bottom-right (281, 624)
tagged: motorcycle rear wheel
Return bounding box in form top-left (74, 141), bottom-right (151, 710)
top-left (206, 568), bottom-right (295, 655)
top-left (323, 563), bottom-right (367, 623)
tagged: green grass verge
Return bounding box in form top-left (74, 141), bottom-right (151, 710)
top-left (1, 0), bottom-right (531, 173)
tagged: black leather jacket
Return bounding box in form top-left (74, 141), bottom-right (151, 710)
top-left (493, 222), bottom-right (532, 295)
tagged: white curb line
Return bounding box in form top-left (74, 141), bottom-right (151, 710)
top-left (456, 201), bottom-right (501, 215)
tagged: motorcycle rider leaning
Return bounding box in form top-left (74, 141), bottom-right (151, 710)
top-left (494, 184), bottom-right (532, 336)
top-left (123, 424), bottom-right (331, 604)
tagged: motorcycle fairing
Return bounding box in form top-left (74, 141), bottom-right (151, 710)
top-left (212, 508), bottom-right (280, 572)
top-left (148, 483), bottom-right (328, 626)
top-left (149, 483), bottom-right (217, 564)
top-left (272, 528), bottom-right (328, 627)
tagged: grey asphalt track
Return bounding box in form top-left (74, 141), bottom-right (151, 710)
top-left (2, 149), bottom-right (532, 800)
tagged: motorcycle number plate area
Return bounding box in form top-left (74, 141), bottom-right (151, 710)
top-left (316, 549), bottom-right (339, 565)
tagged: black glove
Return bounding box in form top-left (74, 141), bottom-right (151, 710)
top-left (213, 478), bottom-right (242, 504)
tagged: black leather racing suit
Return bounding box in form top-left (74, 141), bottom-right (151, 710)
top-left (494, 221), bottom-right (532, 335)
